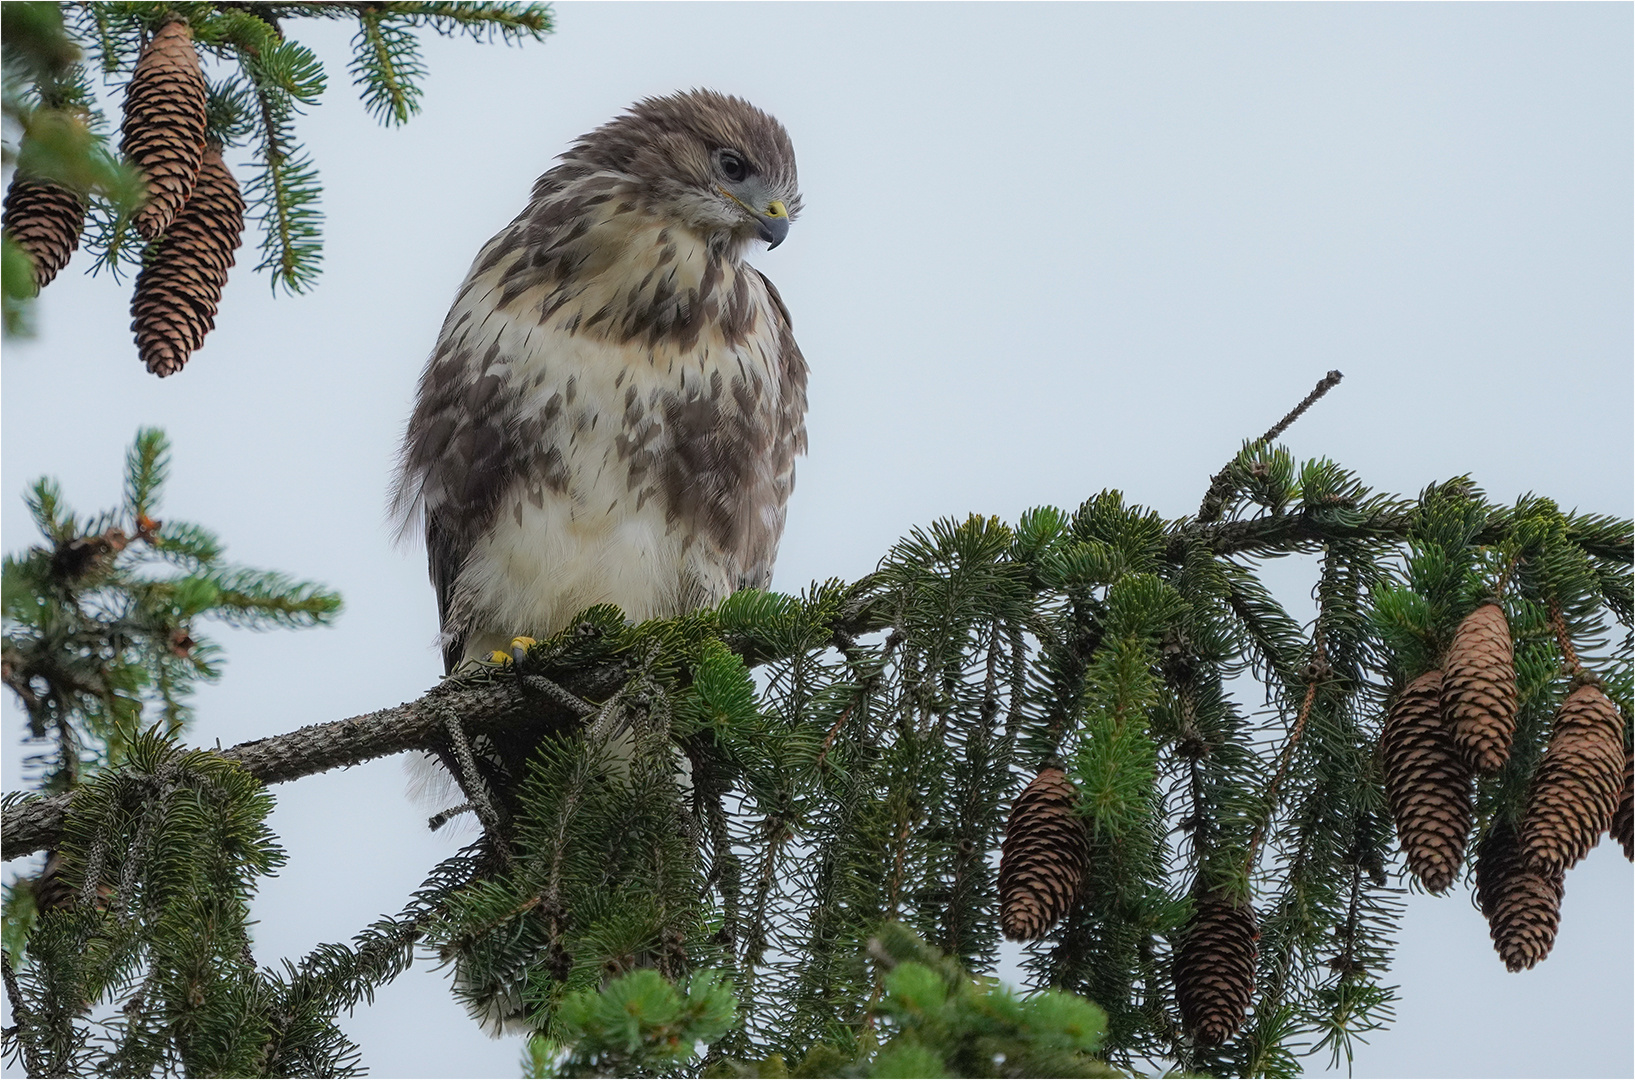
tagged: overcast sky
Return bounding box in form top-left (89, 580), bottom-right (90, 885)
top-left (4, 3), bottom-right (1631, 1077)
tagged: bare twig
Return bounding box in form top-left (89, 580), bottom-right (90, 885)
top-left (1548, 600), bottom-right (1583, 676)
top-left (520, 674), bottom-right (595, 716)
top-left (1243, 649), bottom-right (1330, 876)
top-left (1198, 369), bottom-right (1345, 523)
top-left (438, 704), bottom-right (512, 868)
top-left (427, 801), bottom-right (473, 832)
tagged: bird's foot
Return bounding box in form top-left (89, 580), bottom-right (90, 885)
top-left (488, 636), bottom-right (538, 665)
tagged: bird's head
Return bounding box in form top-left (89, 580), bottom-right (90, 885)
top-left (565, 89), bottom-right (802, 251)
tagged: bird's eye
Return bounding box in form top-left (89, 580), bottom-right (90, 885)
top-left (717, 150), bottom-right (748, 183)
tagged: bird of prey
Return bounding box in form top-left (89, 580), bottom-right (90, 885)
top-left (392, 90), bottom-right (807, 675)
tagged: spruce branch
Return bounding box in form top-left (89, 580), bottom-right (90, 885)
top-left (349, 8), bottom-right (425, 125)
top-left (365, 2), bottom-right (555, 43)
top-left (1, 655), bottom-right (620, 857)
top-left (242, 65), bottom-right (323, 293)
top-left (12, 0), bottom-right (554, 339)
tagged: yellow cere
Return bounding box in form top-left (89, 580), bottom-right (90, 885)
top-left (765, 200), bottom-right (788, 219)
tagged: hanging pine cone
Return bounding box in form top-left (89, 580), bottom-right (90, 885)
top-left (998, 767), bottom-right (1090, 941)
top-left (121, 18), bottom-right (209, 240)
top-left (2, 173), bottom-right (87, 290)
top-left (1520, 681), bottom-right (1625, 873)
top-left (1380, 669), bottom-right (1472, 893)
top-left (1175, 893), bottom-right (1257, 1047)
top-left (1613, 746), bottom-right (1632, 862)
top-left (131, 144), bottom-right (245, 376)
top-left (1443, 603), bottom-right (1517, 775)
top-left (1475, 822), bottom-right (1563, 972)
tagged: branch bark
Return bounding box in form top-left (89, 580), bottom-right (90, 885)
top-left (5, 677), bottom-right (533, 859)
top-left (3, 586), bottom-right (893, 860)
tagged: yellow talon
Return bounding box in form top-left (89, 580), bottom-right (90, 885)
top-left (489, 637), bottom-right (538, 665)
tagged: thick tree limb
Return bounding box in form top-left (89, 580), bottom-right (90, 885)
top-left (4, 678), bottom-right (534, 859)
top-left (3, 588), bottom-right (894, 861)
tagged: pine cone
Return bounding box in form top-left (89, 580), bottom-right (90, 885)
top-left (1443, 603), bottom-right (1517, 775)
top-left (1476, 822), bottom-right (1563, 972)
top-left (1613, 746), bottom-right (1632, 862)
top-left (1175, 894), bottom-right (1257, 1047)
top-left (2, 173), bottom-right (87, 289)
top-left (121, 19), bottom-right (208, 240)
top-left (131, 145), bottom-right (245, 376)
top-left (998, 767), bottom-right (1089, 941)
top-left (1520, 681), bottom-right (1625, 873)
top-left (1380, 669), bottom-right (1472, 893)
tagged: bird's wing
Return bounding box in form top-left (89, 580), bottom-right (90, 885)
top-left (393, 247), bottom-right (533, 674)
top-left (426, 514), bottom-right (467, 673)
top-left (735, 266), bottom-right (809, 588)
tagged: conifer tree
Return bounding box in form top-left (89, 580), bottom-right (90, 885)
top-left (3, 383), bottom-right (1628, 1077)
top-left (4, 7), bottom-right (1631, 1079)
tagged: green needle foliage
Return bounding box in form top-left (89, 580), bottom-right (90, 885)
top-left (541, 967), bottom-right (737, 1078)
top-left (2, 429), bottom-right (1630, 1077)
top-left (2, 1), bottom-right (553, 328)
top-left (1, 427), bottom-right (341, 794)
top-left (860, 923), bottom-right (1113, 1080)
top-left (2, 728), bottom-right (444, 1077)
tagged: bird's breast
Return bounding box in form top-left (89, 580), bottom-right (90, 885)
top-left (436, 240), bottom-right (790, 647)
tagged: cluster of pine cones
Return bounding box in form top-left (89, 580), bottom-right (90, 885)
top-left (996, 605), bottom-right (1631, 1049)
top-left (1381, 602), bottom-right (1632, 971)
top-left (997, 767), bottom-right (1259, 1048)
top-left (2, 18), bottom-right (244, 376)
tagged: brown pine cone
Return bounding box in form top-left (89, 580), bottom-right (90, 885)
top-left (1443, 603), bottom-right (1517, 775)
top-left (998, 767), bottom-right (1090, 941)
top-left (1380, 669), bottom-right (1472, 892)
top-left (1613, 746), bottom-right (1633, 862)
top-left (1175, 893), bottom-right (1257, 1047)
top-left (1476, 822), bottom-right (1563, 972)
top-left (121, 19), bottom-right (209, 240)
top-left (1520, 681), bottom-right (1626, 873)
top-left (2, 173), bottom-right (87, 290)
top-left (131, 145), bottom-right (245, 376)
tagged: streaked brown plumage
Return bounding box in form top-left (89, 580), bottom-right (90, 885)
top-left (392, 90), bottom-right (807, 672)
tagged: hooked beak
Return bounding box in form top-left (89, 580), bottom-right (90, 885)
top-left (757, 202), bottom-right (790, 249)
top-left (723, 189), bottom-right (791, 249)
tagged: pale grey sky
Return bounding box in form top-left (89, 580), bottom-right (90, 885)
top-left (4, 4), bottom-right (1631, 1077)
